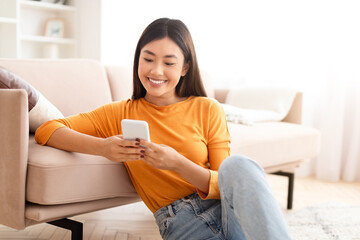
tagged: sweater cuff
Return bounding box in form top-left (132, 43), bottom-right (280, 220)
top-left (35, 121), bottom-right (66, 145)
top-left (197, 170), bottom-right (220, 200)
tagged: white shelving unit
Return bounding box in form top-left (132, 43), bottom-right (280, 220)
top-left (20, 0), bottom-right (75, 11)
top-left (0, 0), bottom-right (101, 59)
top-left (21, 35), bottom-right (75, 44)
top-left (19, 0), bottom-right (76, 58)
top-left (0, 17), bottom-right (18, 24)
top-left (0, 0), bottom-right (79, 59)
top-left (0, 0), bottom-right (18, 58)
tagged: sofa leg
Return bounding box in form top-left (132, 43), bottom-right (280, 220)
top-left (272, 171), bottom-right (294, 210)
top-left (48, 218), bottom-right (83, 240)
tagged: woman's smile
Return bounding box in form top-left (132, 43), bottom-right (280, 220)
top-left (148, 77), bottom-right (167, 85)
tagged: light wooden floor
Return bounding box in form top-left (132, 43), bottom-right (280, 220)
top-left (1, 175), bottom-right (359, 240)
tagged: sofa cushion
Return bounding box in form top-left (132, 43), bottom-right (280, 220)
top-left (0, 66), bottom-right (39, 111)
top-left (0, 59), bottom-right (112, 117)
top-left (27, 136), bottom-right (138, 205)
top-left (225, 87), bottom-right (297, 122)
top-left (222, 103), bottom-right (282, 125)
top-left (0, 67), bottom-right (64, 132)
top-left (228, 122), bottom-right (321, 169)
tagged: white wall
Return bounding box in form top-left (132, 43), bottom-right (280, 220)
top-left (101, 0), bottom-right (360, 89)
top-left (76, 0), bottom-right (101, 59)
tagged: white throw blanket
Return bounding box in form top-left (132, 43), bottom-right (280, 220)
top-left (222, 87), bottom-right (298, 125)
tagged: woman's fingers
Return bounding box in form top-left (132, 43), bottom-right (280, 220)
top-left (118, 146), bottom-right (143, 154)
top-left (111, 152), bottom-right (143, 162)
top-left (102, 135), bottom-right (148, 162)
top-left (112, 135), bottom-right (141, 148)
top-left (137, 140), bottom-right (180, 170)
top-left (138, 139), bottom-right (162, 151)
top-left (107, 148), bottom-right (145, 162)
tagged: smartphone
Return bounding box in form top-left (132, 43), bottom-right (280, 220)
top-left (121, 119), bottom-right (151, 142)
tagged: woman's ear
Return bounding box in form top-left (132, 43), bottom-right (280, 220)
top-left (181, 61), bottom-right (190, 77)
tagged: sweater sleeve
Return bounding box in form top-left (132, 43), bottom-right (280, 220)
top-left (35, 101), bottom-right (125, 145)
top-left (198, 100), bottom-right (231, 200)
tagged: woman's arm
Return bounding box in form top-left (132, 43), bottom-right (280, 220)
top-left (47, 127), bottom-right (143, 162)
top-left (174, 154), bottom-right (211, 194)
top-left (36, 101), bottom-right (144, 162)
top-left (47, 127), bottom-right (103, 155)
top-left (139, 140), bottom-right (210, 194)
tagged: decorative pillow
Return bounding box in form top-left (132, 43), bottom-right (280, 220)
top-left (221, 104), bottom-right (284, 126)
top-left (0, 66), bottom-right (64, 132)
top-left (224, 87), bottom-right (297, 125)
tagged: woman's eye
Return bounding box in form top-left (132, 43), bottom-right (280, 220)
top-left (144, 58), bottom-right (153, 62)
top-left (165, 62), bottom-right (175, 66)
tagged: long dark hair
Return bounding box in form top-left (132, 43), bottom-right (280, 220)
top-left (132, 18), bottom-right (207, 99)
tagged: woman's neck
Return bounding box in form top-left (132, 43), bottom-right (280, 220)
top-left (144, 94), bottom-right (188, 106)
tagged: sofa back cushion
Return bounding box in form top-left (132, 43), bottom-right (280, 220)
top-left (0, 59), bottom-right (112, 116)
top-left (105, 65), bottom-right (133, 101)
top-left (105, 65), bottom-right (215, 101)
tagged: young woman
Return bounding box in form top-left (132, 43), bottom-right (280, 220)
top-left (35, 18), bottom-right (291, 240)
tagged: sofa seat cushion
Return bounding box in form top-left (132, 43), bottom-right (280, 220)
top-left (27, 136), bottom-right (138, 205)
top-left (228, 122), bottom-right (321, 169)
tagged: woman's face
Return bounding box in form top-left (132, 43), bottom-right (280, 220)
top-left (138, 37), bottom-right (189, 105)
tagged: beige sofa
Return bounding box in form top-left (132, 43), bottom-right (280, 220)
top-left (0, 59), bottom-right (320, 239)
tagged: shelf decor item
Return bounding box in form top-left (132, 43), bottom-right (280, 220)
top-left (44, 18), bottom-right (65, 38)
top-left (40, 0), bottom-right (57, 3)
top-left (39, 0), bottom-right (67, 4)
top-left (54, 0), bottom-right (67, 4)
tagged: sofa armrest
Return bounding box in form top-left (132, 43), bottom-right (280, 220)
top-left (214, 88), bottom-right (303, 124)
top-left (282, 91), bottom-right (302, 124)
top-left (214, 89), bottom-right (229, 104)
top-left (0, 89), bottom-right (28, 230)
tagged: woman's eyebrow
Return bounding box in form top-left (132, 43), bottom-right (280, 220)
top-left (143, 50), bottom-right (178, 59)
top-left (164, 54), bottom-right (178, 59)
top-left (143, 50), bottom-right (155, 56)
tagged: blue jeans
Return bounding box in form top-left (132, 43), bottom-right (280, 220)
top-left (154, 155), bottom-right (292, 240)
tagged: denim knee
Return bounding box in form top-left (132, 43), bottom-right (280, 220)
top-left (219, 154), bottom-right (263, 174)
top-left (218, 155), bottom-right (265, 186)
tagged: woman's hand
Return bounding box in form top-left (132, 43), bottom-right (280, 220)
top-left (100, 135), bottom-right (144, 162)
top-left (138, 140), bottom-right (185, 171)
top-left (139, 139), bottom-right (211, 194)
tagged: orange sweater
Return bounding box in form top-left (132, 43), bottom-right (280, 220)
top-left (35, 96), bottom-right (231, 213)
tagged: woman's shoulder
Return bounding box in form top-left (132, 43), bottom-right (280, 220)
top-left (96, 99), bottom-right (138, 113)
top-left (101, 98), bottom-right (131, 107)
top-left (108, 98), bottom-right (143, 106)
top-left (191, 96), bottom-right (222, 108)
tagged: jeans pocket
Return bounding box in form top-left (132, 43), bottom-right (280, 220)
top-left (203, 206), bottom-right (223, 235)
top-left (157, 215), bottom-right (175, 239)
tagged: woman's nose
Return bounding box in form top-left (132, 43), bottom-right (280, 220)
top-left (150, 62), bottom-right (164, 76)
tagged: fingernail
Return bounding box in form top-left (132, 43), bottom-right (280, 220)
top-left (140, 155), bottom-right (144, 158)
top-left (140, 150), bottom-right (145, 153)
top-left (136, 138), bottom-right (140, 142)
top-left (135, 142), bottom-right (140, 146)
